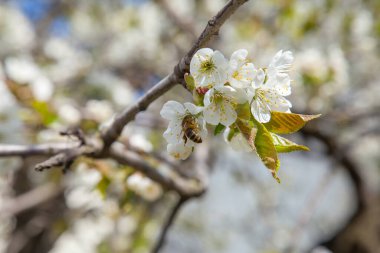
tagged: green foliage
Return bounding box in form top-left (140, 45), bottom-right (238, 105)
top-left (96, 175), bottom-right (111, 199)
top-left (214, 123), bottom-right (226, 136)
top-left (264, 111), bottom-right (320, 134)
top-left (271, 133), bottom-right (309, 153)
top-left (184, 73), bottom-right (195, 91)
top-left (234, 106), bottom-right (319, 183)
top-left (252, 118), bottom-right (281, 183)
top-left (31, 100), bottom-right (58, 126)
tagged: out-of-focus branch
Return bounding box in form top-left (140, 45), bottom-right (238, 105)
top-left (101, 0), bottom-right (249, 149)
top-left (150, 139), bottom-right (211, 253)
top-left (0, 143), bottom-right (78, 157)
top-left (300, 126), bottom-right (367, 210)
top-left (108, 145), bottom-right (206, 197)
top-left (285, 169), bottom-right (337, 253)
top-left (2, 183), bottom-right (63, 216)
top-left (151, 197), bottom-right (188, 253)
top-left (34, 145), bottom-right (95, 172)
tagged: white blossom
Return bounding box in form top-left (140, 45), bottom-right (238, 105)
top-left (247, 50), bottom-right (294, 123)
top-left (160, 101), bottom-right (206, 160)
top-left (203, 86), bottom-right (246, 126)
top-left (160, 101), bottom-right (206, 150)
top-left (265, 50), bottom-right (294, 96)
top-left (190, 48), bottom-right (228, 88)
top-left (228, 49), bottom-right (255, 89)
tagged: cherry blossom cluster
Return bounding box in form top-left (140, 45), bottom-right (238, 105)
top-left (160, 48), bottom-right (294, 159)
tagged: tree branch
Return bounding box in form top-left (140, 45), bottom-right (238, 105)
top-left (300, 127), bottom-right (367, 210)
top-left (108, 145), bottom-right (206, 197)
top-left (0, 143), bottom-right (78, 157)
top-left (2, 183), bottom-right (63, 216)
top-left (151, 197), bottom-right (188, 253)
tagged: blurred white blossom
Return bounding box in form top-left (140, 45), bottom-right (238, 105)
top-left (85, 100), bottom-right (114, 122)
top-left (0, 6), bottom-right (35, 54)
top-left (126, 173), bottom-right (162, 201)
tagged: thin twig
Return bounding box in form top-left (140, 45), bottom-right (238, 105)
top-left (151, 197), bottom-right (188, 253)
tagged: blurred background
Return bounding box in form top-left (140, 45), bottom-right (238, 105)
top-left (0, 0), bottom-right (379, 252)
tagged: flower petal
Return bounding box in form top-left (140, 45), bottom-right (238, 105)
top-left (167, 142), bottom-right (193, 160)
top-left (160, 101), bottom-right (185, 120)
top-left (251, 97), bottom-right (271, 123)
top-left (212, 50), bottom-right (228, 70)
top-left (163, 120), bottom-right (182, 143)
top-left (203, 89), bottom-right (214, 107)
top-left (253, 68), bottom-right (265, 89)
top-left (184, 102), bottom-right (203, 115)
top-left (266, 91), bottom-right (292, 112)
top-left (197, 117), bottom-right (208, 140)
top-left (219, 101), bottom-right (237, 126)
top-left (203, 102), bottom-right (220, 125)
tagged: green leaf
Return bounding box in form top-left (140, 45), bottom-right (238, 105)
top-left (271, 133), bottom-right (310, 153)
top-left (184, 73), bottom-right (195, 91)
top-left (214, 123), bottom-right (226, 136)
top-left (253, 119), bottom-right (281, 183)
top-left (236, 102), bottom-right (251, 120)
top-left (264, 111), bottom-right (321, 134)
top-left (227, 126), bottom-right (236, 142)
top-left (31, 100), bottom-right (58, 126)
top-left (96, 176), bottom-right (111, 199)
top-left (236, 118), bottom-right (280, 182)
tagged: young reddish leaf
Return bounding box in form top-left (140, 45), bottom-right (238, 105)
top-left (264, 111), bottom-right (321, 134)
top-left (271, 133), bottom-right (310, 153)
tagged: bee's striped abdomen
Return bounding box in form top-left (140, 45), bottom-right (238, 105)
top-left (185, 128), bottom-right (202, 143)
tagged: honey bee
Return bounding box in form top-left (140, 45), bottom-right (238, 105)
top-left (181, 115), bottom-right (202, 144)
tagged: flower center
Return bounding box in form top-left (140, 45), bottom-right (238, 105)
top-left (253, 88), bottom-right (271, 105)
top-left (232, 70), bottom-right (242, 80)
top-left (200, 59), bottom-right (216, 74)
